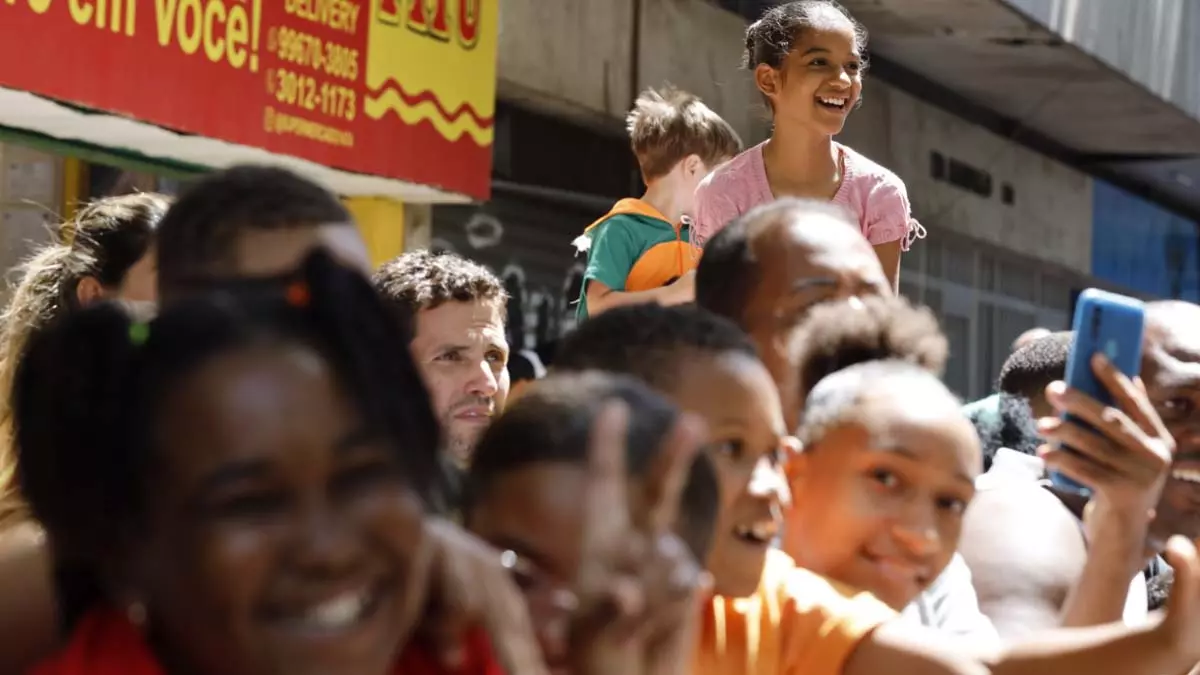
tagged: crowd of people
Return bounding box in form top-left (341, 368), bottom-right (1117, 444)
top-left (0, 1), bottom-right (1195, 674)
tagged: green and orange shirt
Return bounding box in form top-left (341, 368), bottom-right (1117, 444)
top-left (573, 198), bottom-right (700, 321)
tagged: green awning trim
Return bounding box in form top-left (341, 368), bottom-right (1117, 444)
top-left (0, 123), bottom-right (208, 179)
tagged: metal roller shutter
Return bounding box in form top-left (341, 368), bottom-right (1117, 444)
top-left (430, 181), bottom-right (614, 360)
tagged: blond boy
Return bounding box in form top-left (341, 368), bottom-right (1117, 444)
top-left (575, 87), bottom-right (741, 320)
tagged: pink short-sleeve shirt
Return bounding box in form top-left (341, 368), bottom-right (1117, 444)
top-left (692, 141), bottom-right (924, 251)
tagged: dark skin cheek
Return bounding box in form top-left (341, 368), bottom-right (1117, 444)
top-left (141, 521), bottom-right (268, 619)
top-left (359, 491), bottom-right (429, 598)
top-left (137, 480), bottom-right (280, 605)
top-left (1154, 482), bottom-right (1200, 539)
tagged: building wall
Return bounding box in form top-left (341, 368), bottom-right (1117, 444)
top-left (496, 0), bottom-right (635, 128)
top-left (839, 79), bottom-right (1094, 275)
top-left (497, 0), bottom-right (768, 144)
top-left (0, 144), bottom-right (63, 305)
top-left (636, 0), bottom-right (769, 145)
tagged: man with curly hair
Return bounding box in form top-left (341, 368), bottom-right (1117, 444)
top-left (374, 250), bottom-right (510, 468)
top-left (965, 332), bottom-right (1072, 477)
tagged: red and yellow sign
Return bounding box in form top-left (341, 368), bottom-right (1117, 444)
top-left (0, 0), bottom-right (497, 199)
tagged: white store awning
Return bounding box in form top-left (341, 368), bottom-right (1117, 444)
top-left (0, 87), bottom-right (473, 204)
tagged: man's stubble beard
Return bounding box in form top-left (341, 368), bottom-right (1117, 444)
top-left (443, 426), bottom-right (482, 470)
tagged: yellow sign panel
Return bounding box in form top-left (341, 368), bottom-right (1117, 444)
top-left (365, 0), bottom-right (496, 147)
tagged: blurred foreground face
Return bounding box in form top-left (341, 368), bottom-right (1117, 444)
top-left (468, 463), bottom-right (589, 675)
top-left (465, 373), bottom-right (710, 675)
top-left (160, 224), bottom-right (371, 303)
top-left (111, 249), bottom-right (158, 304)
top-left (410, 299), bottom-right (510, 467)
top-left (74, 245), bottom-right (158, 306)
top-left (232, 224), bottom-right (372, 280)
top-left (128, 342), bottom-right (425, 675)
top-left (667, 352), bottom-right (792, 599)
top-left (1140, 310), bottom-right (1200, 543)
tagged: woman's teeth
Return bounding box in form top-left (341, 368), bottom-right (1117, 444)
top-left (298, 590), bottom-right (371, 630)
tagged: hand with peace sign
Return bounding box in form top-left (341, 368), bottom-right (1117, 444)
top-left (569, 401), bottom-right (712, 675)
top-left (397, 516), bottom-right (550, 675)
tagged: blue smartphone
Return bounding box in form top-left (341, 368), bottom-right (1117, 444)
top-left (1051, 289), bottom-right (1146, 494)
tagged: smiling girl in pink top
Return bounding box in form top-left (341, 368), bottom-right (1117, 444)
top-left (693, 1), bottom-right (924, 291)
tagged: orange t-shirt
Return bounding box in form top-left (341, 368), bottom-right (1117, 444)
top-left (693, 550), bottom-right (896, 675)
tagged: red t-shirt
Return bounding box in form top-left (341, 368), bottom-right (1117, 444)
top-left (393, 627), bottom-right (507, 675)
top-left (30, 606), bottom-right (506, 675)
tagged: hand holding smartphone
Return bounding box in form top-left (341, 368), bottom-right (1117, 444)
top-left (1048, 289), bottom-right (1146, 495)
